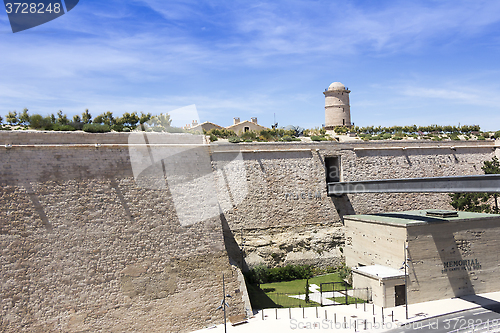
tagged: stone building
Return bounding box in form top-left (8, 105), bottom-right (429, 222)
top-left (324, 82), bottom-right (351, 129)
top-left (185, 120), bottom-right (223, 133)
top-left (226, 117), bottom-right (267, 134)
top-left (345, 210), bottom-right (500, 307)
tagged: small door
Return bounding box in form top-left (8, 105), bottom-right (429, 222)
top-left (395, 285), bottom-right (406, 306)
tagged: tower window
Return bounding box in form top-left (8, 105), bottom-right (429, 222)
top-left (343, 119), bottom-right (345, 125)
top-left (244, 127), bottom-right (249, 132)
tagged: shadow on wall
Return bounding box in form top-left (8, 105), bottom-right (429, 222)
top-left (330, 195), bottom-right (356, 224)
top-left (221, 213), bottom-right (249, 272)
top-left (406, 217), bottom-right (500, 308)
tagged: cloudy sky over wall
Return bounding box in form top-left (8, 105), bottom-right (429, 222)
top-left (1, 0), bottom-right (500, 130)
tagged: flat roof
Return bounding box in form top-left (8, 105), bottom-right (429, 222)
top-left (345, 210), bottom-right (500, 227)
top-left (353, 265), bottom-right (406, 280)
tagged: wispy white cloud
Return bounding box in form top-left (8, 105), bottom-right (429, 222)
top-left (1, 0), bottom-right (500, 130)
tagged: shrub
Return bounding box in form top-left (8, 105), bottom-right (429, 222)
top-left (112, 124), bottom-right (124, 132)
top-left (382, 133), bottom-right (392, 139)
top-left (477, 136), bottom-right (485, 140)
top-left (244, 264), bottom-right (313, 284)
top-left (52, 124), bottom-right (76, 131)
top-left (259, 130), bottom-right (273, 141)
top-left (311, 136), bottom-right (328, 141)
top-left (83, 123), bottom-right (111, 133)
top-left (228, 136), bottom-right (241, 143)
top-left (69, 121), bottom-right (84, 130)
top-left (207, 128), bottom-right (236, 139)
top-left (209, 134), bottom-right (218, 142)
top-left (495, 131), bottom-right (500, 139)
top-left (333, 126), bottom-right (348, 134)
top-left (29, 114), bottom-right (53, 130)
top-left (240, 130), bottom-right (257, 141)
top-left (338, 263), bottom-right (352, 285)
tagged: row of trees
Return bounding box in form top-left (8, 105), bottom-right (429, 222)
top-left (205, 128), bottom-right (300, 142)
top-left (352, 124), bottom-right (482, 135)
top-left (0, 109), bottom-right (174, 132)
top-left (1, 109), bottom-right (154, 127)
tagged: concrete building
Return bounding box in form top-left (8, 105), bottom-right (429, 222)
top-left (345, 210), bottom-right (500, 308)
top-left (324, 82), bottom-right (351, 129)
top-left (226, 117), bottom-right (267, 134)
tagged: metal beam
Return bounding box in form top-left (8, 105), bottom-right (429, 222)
top-left (327, 174), bottom-right (500, 196)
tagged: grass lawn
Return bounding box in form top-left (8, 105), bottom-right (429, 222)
top-left (258, 273), bottom-right (349, 294)
top-left (330, 296), bottom-right (366, 305)
top-left (247, 273), bottom-right (351, 309)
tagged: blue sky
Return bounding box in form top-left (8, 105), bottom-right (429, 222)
top-left (1, 0), bottom-right (500, 130)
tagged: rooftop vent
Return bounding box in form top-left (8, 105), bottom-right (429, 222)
top-left (426, 210), bottom-right (459, 218)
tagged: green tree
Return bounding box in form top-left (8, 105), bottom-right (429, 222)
top-left (151, 113), bottom-right (172, 128)
top-left (57, 110), bottom-right (69, 125)
top-left (19, 108), bottom-right (30, 125)
top-left (119, 112), bottom-right (140, 127)
top-left (6, 111), bottom-right (18, 125)
top-left (93, 114), bottom-right (104, 124)
top-left (450, 157), bottom-right (500, 213)
top-left (73, 115), bottom-right (82, 123)
top-left (139, 112), bottom-right (152, 125)
top-left (93, 112), bottom-right (114, 126)
top-left (449, 193), bottom-right (491, 213)
top-left (0, 115), bottom-right (3, 125)
top-left (482, 156), bottom-right (500, 213)
top-left (82, 109), bottom-right (92, 124)
top-left (29, 114), bottom-right (53, 130)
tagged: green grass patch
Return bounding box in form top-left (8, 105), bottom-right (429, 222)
top-left (247, 283), bottom-right (320, 308)
top-left (258, 273), bottom-right (348, 294)
top-left (329, 296), bottom-right (367, 305)
top-left (247, 273), bottom-right (352, 309)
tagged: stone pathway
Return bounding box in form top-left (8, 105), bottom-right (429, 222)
top-left (287, 284), bottom-right (357, 306)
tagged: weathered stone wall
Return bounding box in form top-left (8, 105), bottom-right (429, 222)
top-left (0, 132), bottom-right (497, 331)
top-left (0, 137), bottom-right (245, 333)
top-left (216, 141), bottom-right (496, 269)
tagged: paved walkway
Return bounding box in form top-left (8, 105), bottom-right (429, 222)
top-left (191, 291), bottom-right (500, 332)
top-left (288, 284), bottom-right (356, 306)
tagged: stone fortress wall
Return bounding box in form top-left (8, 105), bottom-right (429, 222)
top-left (0, 131), bottom-right (498, 332)
top-left (0, 132), bottom-right (246, 333)
top-left (217, 139), bottom-right (498, 270)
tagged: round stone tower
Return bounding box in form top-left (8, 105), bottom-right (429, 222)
top-left (323, 82), bottom-right (351, 130)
